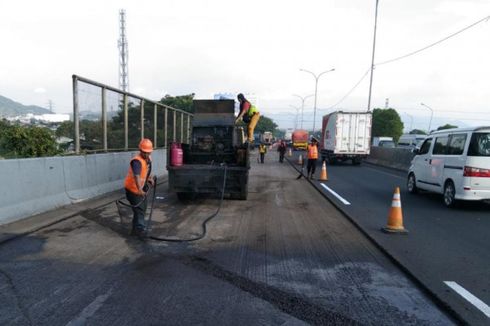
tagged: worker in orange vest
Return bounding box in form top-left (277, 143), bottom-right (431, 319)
top-left (124, 138), bottom-right (155, 237)
top-left (306, 137), bottom-right (319, 179)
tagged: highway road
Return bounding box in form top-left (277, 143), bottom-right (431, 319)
top-left (0, 151), bottom-right (454, 325)
top-left (289, 152), bottom-right (490, 326)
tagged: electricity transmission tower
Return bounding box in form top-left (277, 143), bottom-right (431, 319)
top-left (118, 9), bottom-right (129, 92)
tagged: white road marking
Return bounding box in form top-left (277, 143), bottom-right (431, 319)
top-left (444, 281), bottom-right (490, 318)
top-left (320, 183), bottom-right (351, 205)
top-left (66, 288), bottom-right (113, 325)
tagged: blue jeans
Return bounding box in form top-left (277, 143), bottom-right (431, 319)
top-left (125, 189), bottom-right (147, 230)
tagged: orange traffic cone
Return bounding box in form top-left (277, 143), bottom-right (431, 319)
top-left (319, 161), bottom-right (328, 181)
top-left (298, 154), bottom-right (303, 165)
top-left (382, 187), bottom-right (408, 234)
top-left (288, 148), bottom-right (292, 157)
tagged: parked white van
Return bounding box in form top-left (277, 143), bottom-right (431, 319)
top-left (407, 126), bottom-right (490, 207)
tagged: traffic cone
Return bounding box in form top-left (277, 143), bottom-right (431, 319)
top-left (298, 154), bottom-right (303, 165)
top-left (382, 187), bottom-right (408, 234)
top-left (288, 148), bottom-right (292, 157)
top-left (319, 161), bottom-right (328, 181)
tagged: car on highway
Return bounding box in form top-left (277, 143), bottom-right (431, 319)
top-left (397, 134), bottom-right (427, 149)
top-left (407, 126), bottom-right (490, 207)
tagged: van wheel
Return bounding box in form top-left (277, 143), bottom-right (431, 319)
top-left (443, 181), bottom-right (456, 207)
top-left (407, 173), bottom-right (418, 194)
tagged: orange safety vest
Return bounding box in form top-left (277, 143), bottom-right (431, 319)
top-left (307, 144), bottom-right (318, 159)
top-left (124, 154), bottom-right (151, 194)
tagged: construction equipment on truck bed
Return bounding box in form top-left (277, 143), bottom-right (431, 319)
top-left (167, 99), bottom-right (250, 200)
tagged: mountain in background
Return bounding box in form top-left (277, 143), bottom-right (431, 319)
top-left (0, 94), bottom-right (50, 117)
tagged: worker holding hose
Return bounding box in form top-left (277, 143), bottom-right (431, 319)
top-left (124, 138), bottom-right (155, 237)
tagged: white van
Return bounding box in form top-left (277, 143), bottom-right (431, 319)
top-left (407, 126), bottom-right (490, 207)
top-left (397, 134), bottom-right (427, 149)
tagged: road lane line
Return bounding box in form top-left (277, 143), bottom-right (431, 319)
top-left (444, 281), bottom-right (490, 317)
top-left (66, 288), bottom-right (113, 325)
top-left (320, 183), bottom-right (351, 205)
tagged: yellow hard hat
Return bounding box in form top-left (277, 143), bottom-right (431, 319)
top-left (139, 138), bottom-right (153, 153)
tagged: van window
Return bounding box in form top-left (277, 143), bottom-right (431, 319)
top-left (433, 136), bottom-right (448, 155)
top-left (419, 138), bottom-right (432, 155)
top-left (468, 133), bottom-right (490, 157)
top-left (447, 134), bottom-right (467, 155)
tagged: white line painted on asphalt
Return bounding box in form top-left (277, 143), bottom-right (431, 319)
top-left (320, 183), bottom-right (351, 205)
top-left (444, 281), bottom-right (490, 318)
top-left (66, 288), bottom-right (113, 326)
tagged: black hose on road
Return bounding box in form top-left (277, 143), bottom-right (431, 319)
top-left (147, 165), bottom-right (227, 242)
top-left (116, 165), bottom-right (228, 242)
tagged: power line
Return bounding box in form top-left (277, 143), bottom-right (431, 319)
top-left (376, 15), bottom-right (490, 66)
top-left (327, 15), bottom-right (490, 110)
top-left (327, 68), bottom-right (370, 109)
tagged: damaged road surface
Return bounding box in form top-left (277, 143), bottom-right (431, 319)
top-left (0, 152), bottom-right (455, 325)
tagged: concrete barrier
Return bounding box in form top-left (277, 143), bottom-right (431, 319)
top-left (0, 149), bottom-right (167, 225)
top-left (366, 147), bottom-right (415, 171)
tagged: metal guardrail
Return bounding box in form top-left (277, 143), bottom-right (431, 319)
top-left (72, 75), bottom-right (193, 154)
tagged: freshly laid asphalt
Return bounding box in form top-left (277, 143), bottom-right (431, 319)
top-left (0, 151), bottom-right (455, 325)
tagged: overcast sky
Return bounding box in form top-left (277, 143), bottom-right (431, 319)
top-left (1, 0), bottom-right (489, 131)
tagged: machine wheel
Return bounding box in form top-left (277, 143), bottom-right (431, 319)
top-left (352, 157), bottom-right (361, 165)
top-left (443, 180), bottom-right (457, 207)
top-left (407, 173), bottom-right (418, 194)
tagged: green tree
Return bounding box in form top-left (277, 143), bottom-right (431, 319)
top-left (159, 94), bottom-right (194, 112)
top-left (254, 115), bottom-right (278, 134)
top-left (437, 124), bottom-right (458, 131)
top-left (409, 129), bottom-right (427, 135)
top-left (0, 124), bottom-right (59, 158)
top-left (372, 108), bottom-right (404, 142)
top-left (55, 121), bottom-right (74, 138)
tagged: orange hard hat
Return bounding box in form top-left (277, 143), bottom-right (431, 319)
top-left (139, 138), bottom-right (153, 153)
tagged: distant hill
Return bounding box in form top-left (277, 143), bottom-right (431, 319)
top-left (0, 94), bottom-right (50, 117)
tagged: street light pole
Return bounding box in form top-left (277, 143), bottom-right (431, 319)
top-left (420, 103), bottom-right (434, 133)
top-left (367, 0), bottom-right (379, 112)
top-left (289, 105), bottom-right (300, 129)
top-left (299, 68), bottom-right (335, 134)
top-left (293, 94), bottom-right (314, 129)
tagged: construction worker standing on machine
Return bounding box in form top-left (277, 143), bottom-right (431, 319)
top-left (306, 137), bottom-right (319, 179)
top-left (235, 93), bottom-right (260, 147)
top-left (124, 138), bottom-right (155, 237)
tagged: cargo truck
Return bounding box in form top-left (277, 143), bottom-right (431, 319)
top-left (261, 131), bottom-right (273, 145)
top-left (320, 111), bottom-right (372, 165)
top-left (292, 129), bottom-right (309, 150)
top-left (167, 100), bottom-right (250, 200)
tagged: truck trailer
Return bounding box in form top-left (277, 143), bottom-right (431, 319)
top-left (261, 131), bottom-right (273, 145)
top-left (167, 100), bottom-right (250, 200)
top-left (320, 111), bottom-right (372, 165)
